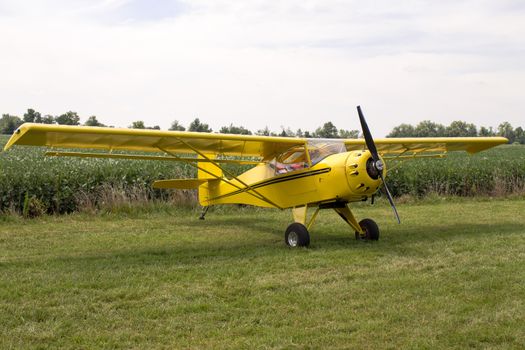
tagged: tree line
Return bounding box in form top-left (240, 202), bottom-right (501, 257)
top-left (0, 108), bottom-right (359, 139)
top-left (1, 108), bottom-right (523, 143)
top-left (387, 120), bottom-right (524, 144)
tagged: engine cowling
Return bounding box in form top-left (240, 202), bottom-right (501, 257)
top-left (345, 150), bottom-right (384, 199)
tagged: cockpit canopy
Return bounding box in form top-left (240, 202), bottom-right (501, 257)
top-left (271, 140), bottom-right (346, 175)
top-left (307, 140), bottom-right (346, 165)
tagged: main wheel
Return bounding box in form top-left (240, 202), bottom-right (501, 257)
top-left (285, 223), bottom-right (310, 247)
top-left (355, 218), bottom-right (379, 241)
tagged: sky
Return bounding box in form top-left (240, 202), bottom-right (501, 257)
top-left (0, 0), bottom-right (524, 136)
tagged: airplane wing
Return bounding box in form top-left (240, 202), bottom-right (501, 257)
top-left (344, 137), bottom-right (508, 157)
top-left (3, 123), bottom-right (306, 161)
top-left (4, 124), bottom-right (507, 161)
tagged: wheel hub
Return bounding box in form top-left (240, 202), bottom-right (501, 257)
top-left (288, 231), bottom-right (299, 247)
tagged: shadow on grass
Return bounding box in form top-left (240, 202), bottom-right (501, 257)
top-left (192, 214), bottom-right (523, 242)
top-left (384, 222), bottom-right (523, 242)
top-left (3, 215), bottom-right (522, 270)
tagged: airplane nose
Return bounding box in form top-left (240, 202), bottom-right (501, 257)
top-left (365, 156), bottom-right (385, 180)
top-left (345, 150), bottom-right (382, 196)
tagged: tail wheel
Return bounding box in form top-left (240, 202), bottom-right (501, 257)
top-left (355, 218), bottom-right (379, 241)
top-left (285, 223), bottom-right (310, 247)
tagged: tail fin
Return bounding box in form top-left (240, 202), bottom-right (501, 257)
top-left (197, 154), bottom-right (222, 206)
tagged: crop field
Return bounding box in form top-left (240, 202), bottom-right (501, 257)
top-left (1, 133), bottom-right (524, 215)
top-left (1, 199), bottom-right (524, 349)
top-left (387, 145), bottom-right (525, 197)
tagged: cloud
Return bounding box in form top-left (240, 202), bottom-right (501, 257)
top-left (0, 0), bottom-right (524, 135)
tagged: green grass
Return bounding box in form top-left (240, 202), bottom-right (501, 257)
top-left (1, 199), bottom-right (524, 349)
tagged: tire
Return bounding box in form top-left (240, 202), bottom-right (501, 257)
top-left (355, 218), bottom-right (379, 241)
top-left (285, 223), bottom-right (310, 247)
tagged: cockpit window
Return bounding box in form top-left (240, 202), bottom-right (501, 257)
top-left (271, 146), bottom-right (309, 175)
top-left (307, 140), bottom-right (346, 165)
top-left (269, 140), bottom-right (346, 175)
top-left (276, 146), bottom-right (308, 164)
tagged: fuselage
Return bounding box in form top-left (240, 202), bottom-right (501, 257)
top-left (199, 150), bottom-right (384, 209)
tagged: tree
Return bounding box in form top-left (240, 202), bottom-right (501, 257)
top-left (256, 126), bottom-right (271, 136)
top-left (41, 115), bottom-right (55, 124)
top-left (84, 116), bottom-right (105, 127)
top-left (169, 120), bottom-right (186, 131)
top-left (130, 121), bottom-right (146, 129)
top-left (497, 122), bottom-right (515, 143)
top-left (338, 129), bottom-right (359, 139)
top-left (446, 120), bottom-right (477, 137)
top-left (188, 118), bottom-right (212, 132)
top-left (219, 124), bottom-right (252, 135)
top-left (279, 127), bottom-right (295, 137)
top-left (23, 108), bottom-right (42, 123)
top-left (55, 111), bottom-right (80, 125)
top-left (479, 126), bottom-right (495, 137)
top-left (415, 120), bottom-right (445, 137)
top-left (314, 122), bottom-right (338, 138)
top-left (387, 123), bottom-right (416, 137)
top-left (0, 114), bottom-right (23, 134)
top-left (514, 127), bottom-right (524, 144)
top-left (129, 121), bottom-right (160, 130)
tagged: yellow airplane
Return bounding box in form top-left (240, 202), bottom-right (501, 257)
top-left (4, 106), bottom-right (507, 247)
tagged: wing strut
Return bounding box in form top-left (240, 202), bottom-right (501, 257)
top-left (157, 145), bottom-right (283, 210)
top-left (168, 138), bottom-right (285, 209)
top-left (44, 151), bottom-right (261, 164)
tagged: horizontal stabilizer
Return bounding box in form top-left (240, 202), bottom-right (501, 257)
top-left (153, 179), bottom-right (207, 189)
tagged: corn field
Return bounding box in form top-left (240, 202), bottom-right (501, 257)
top-left (0, 135), bottom-right (523, 215)
top-left (386, 145), bottom-right (525, 197)
top-left (0, 136), bottom-right (196, 215)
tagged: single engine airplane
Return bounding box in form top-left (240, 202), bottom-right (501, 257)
top-left (3, 107), bottom-right (508, 247)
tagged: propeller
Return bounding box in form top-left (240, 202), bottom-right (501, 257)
top-left (357, 106), bottom-right (401, 224)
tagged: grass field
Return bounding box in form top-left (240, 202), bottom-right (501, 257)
top-left (1, 198), bottom-right (524, 349)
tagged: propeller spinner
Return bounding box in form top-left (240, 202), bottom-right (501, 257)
top-left (357, 106), bottom-right (401, 224)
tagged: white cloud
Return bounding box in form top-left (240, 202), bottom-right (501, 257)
top-left (0, 0), bottom-right (524, 135)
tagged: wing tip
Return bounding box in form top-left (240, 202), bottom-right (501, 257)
top-left (3, 126), bottom-right (24, 151)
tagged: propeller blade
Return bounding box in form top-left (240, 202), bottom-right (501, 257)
top-left (357, 105), bottom-right (379, 161)
top-left (357, 105), bottom-right (400, 224)
top-left (380, 173), bottom-right (401, 224)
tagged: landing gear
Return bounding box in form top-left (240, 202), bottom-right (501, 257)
top-left (285, 203), bottom-right (379, 246)
top-left (198, 206), bottom-right (209, 220)
top-left (285, 223), bottom-right (310, 247)
top-left (355, 218), bottom-right (379, 241)
top-left (331, 203), bottom-right (380, 241)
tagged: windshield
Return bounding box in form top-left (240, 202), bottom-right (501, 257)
top-left (269, 140), bottom-right (346, 175)
top-left (307, 140), bottom-right (346, 165)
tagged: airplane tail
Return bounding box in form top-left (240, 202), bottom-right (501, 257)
top-left (197, 154), bottom-right (222, 206)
